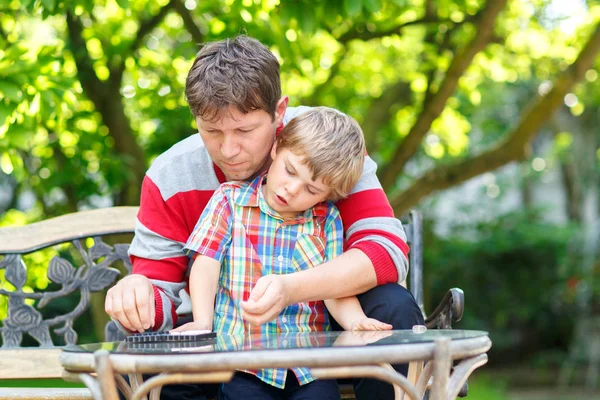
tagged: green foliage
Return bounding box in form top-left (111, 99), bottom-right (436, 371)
top-left (0, 0), bottom-right (596, 214)
top-left (424, 209), bottom-right (582, 363)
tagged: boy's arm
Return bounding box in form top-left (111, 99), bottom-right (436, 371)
top-left (324, 297), bottom-right (391, 331)
top-left (172, 255), bottom-right (220, 331)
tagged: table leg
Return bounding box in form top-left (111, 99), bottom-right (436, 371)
top-left (430, 337), bottom-right (451, 400)
top-left (115, 373), bottom-right (135, 400)
top-left (94, 350), bottom-right (120, 400)
top-left (446, 354), bottom-right (488, 399)
top-left (130, 371), bottom-right (234, 400)
top-left (311, 365), bottom-right (421, 400)
top-left (415, 361), bottom-right (434, 399)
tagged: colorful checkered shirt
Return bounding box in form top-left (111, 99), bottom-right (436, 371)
top-left (183, 173), bottom-right (343, 388)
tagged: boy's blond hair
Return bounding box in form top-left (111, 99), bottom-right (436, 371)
top-left (275, 107), bottom-right (365, 201)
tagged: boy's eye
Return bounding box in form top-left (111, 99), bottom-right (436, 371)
top-left (238, 129), bottom-right (252, 133)
top-left (306, 187), bottom-right (316, 195)
top-left (285, 167), bottom-right (295, 176)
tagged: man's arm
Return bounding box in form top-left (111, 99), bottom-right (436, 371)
top-left (106, 175), bottom-right (189, 333)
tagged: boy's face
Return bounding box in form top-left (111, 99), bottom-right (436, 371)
top-left (262, 145), bottom-right (332, 219)
top-left (196, 98), bottom-right (288, 181)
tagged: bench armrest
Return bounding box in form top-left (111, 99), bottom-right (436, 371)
top-left (424, 288), bottom-right (464, 329)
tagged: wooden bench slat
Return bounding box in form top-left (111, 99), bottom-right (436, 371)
top-left (0, 388), bottom-right (92, 400)
top-left (0, 207), bottom-right (139, 254)
top-left (0, 349), bottom-right (66, 379)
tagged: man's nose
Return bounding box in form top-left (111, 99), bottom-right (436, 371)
top-left (221, 133), bottom-right (241, 159)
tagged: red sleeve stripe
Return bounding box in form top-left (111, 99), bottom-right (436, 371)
top-left (131, 255), bottom-right (190, 282)
top-left (152, 285), bottom-right (164, 329)
top-left (346, 229), bottom-right (410, 258)
top-left (351, 241), bottom-right (398, 285)
top-left (138, 176), bottom-right (190, 243)
top-left (336, 189), bottom-right (394, 229)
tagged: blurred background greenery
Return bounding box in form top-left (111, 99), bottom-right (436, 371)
top-left (1, 0), bottom-right (599, 397)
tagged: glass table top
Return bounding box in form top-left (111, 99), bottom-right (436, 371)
top-left (64, 329), bottom-right (488, 355)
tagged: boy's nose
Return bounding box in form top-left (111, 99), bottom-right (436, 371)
top-left (286, 181), bottom-right (301, 197)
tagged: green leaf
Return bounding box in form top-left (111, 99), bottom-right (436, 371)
top-left (0, 81), bottom-right (23, 102)
top-left (41, 0), bottom-right (55, 13)
top-left (300, 5), bottom-right (315, 33)
top-left (0, 103), bottom-right (14, 126)
top-left (364, 0), bottom-right (382, 13)
top-left (116, 0), bottom-right (130, 9)
top-left (344, 0), bottom-right (362, 17)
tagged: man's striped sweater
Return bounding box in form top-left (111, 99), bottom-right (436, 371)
top-left (128, 106), bottom-right (410, 331)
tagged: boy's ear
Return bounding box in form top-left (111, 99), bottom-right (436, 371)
top-left (270, 142), bottom-right (278, 160)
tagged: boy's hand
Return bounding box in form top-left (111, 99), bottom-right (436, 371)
top-left (351, 318), bottom-right (393, 331)
top-left (240, 275), bottom-right (291, 325)
top-left (170, 321), bottom-right (211, 333)
top-left (333, 330), bottom-right (394, 347)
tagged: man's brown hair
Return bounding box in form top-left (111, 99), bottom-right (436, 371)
top-left (185, 35), bottom-right (281, 122)
top-left (276, 107), bottom-right (366, 201)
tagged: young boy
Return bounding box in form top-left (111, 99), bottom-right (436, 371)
top-left (174, 107), bottom-right (391, 399)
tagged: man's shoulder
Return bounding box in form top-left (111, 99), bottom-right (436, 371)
top-left (147, 135), bottom-right (220, 200)
top-left (282, 105), bottom-right (313, 125)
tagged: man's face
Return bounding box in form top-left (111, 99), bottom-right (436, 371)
top-left (196, 98), bottom-right (288, 181)
top-left (262, 146), bottom-right (332, 219)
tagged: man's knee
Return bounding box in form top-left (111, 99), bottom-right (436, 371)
top-left (356, 284), bottom-right (424, 328)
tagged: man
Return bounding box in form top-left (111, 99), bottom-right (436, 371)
top-left (105, 35), bottom-right (424, 399)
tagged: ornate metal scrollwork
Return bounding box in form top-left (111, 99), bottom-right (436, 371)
top-left (0, 237), bottom-right (131, 348)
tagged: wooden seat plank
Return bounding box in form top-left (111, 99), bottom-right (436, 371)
top-left (0, 207), bottom-right (138, 254)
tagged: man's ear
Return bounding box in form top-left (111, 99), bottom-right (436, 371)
top-left (274, 96), bottom-right (289, 126)
top-left (270, 142), bottom-right (278, 160)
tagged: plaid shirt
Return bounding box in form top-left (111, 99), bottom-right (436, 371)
top-left (184, 173), bottom-right (343, 388)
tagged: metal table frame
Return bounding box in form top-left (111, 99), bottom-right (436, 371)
top-left (59, 331), bottom-right (491, 400)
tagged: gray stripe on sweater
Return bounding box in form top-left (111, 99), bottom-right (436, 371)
top-left (147, 134), bottom-right (220, 202)
top-left (346, 217), bottom-right (409, 283)
top-left (129, 220), bottom-right (187, 260)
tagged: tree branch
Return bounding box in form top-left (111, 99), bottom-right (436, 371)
top-left (172, 0), bottom-right (205, 45)
top-left (379, 0), bottom-right (508, 191)
top-left (338, 16), bottom-right (474, 44)
top-left (65, 11), bottom-right (106, 105)
top-left (361, 80), bottom-right (411, 152)
top-left (389, 22), bottom-right (600, 214)
top-left (301, 46), bottom-right (349, 106)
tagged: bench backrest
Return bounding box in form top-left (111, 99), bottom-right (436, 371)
top-left (0, 206), bottom-right (423, 349)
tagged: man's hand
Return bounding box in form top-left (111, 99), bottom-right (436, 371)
top-left (105, 274), bottom-right (155, 333)
top-left (240, 275), bottom-right (291, 325)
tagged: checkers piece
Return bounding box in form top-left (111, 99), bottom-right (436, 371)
top-left (125, 330), bottom-right (216, 343)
